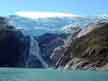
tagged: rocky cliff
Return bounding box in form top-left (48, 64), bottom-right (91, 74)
top-left (0, 17), bottom-right (28, 67)
top-left (0, 17), bottom-right (48, 68)
top-left (51, 21), bottom-right (108, 70)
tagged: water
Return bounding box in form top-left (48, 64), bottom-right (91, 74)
top-left (0, 68), bottom-right (107, 81)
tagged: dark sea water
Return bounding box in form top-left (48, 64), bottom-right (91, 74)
top-left (0, 68), bottom-right (107, 81)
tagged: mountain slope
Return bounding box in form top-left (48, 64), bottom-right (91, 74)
top-left (8, 12), bottom-right (93, 36)
top-left (51, 21), bottom-right (108, 70)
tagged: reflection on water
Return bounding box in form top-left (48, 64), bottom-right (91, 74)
top-left (0, 68), bottom-right (107, 81)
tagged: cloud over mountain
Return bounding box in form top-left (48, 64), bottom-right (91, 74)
top-left (16, 11), bottom-right (82, 19)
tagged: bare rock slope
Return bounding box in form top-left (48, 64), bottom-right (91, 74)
top-left (51, 21), bottom-right (108, 70)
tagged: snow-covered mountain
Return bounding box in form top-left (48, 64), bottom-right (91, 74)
top-left (8, 11), bottom-right (108, 36)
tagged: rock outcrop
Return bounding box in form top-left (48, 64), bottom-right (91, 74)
top-left (51, 21), bottom-right (108, 70)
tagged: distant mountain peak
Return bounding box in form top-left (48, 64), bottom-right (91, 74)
top-left (16, 11), bottom-right (83, 19)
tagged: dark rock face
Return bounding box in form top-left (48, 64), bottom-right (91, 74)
top-left (0, 17), bottom-right (45, 68)
top-left (36, 33), bottom-right (65, 65)
top-left (0, 17), bottom-right (29, 67)
top-left (51, 21), bottom-right (108, 70)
